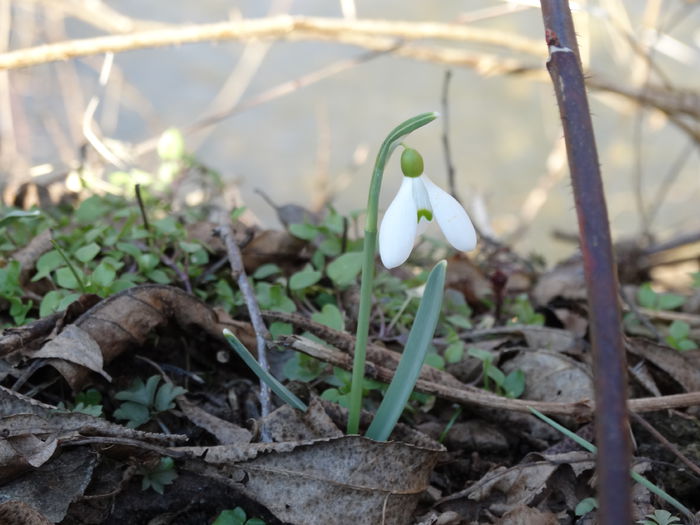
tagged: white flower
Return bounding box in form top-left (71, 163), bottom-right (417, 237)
top-left (379, 174), bottom-right (477, 268)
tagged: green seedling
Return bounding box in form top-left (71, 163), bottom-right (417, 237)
top-left (637, 283), bottom-right (686, 311)
top-left (138, 457), bottom-right (178, 494)
top-left (665, 320), bottom-right (698, 351)
top-left (213, 507), bottom-right (266, 525)
top-left (638, 510), bottom-right (682, 525)
top-left (508, 294), bottom-right (544, 325)
top-left (113, 375), bottom-right (186, 428)
top-left (59, 388), bottom-right (103, 417)
top-left (575, 497), bottom-right (598, 516)
top-left (467, 348), bottom-right (526, 399)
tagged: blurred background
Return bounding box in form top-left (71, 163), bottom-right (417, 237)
top-left (1, 0), bottom-right (699, 263)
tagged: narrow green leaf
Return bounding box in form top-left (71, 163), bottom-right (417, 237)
top-left (365, 260), bottom-right (446, 441)
top-left (528, 407), bottom-right (693, 520)
top-left (223, 329), bottom-right (307, 412)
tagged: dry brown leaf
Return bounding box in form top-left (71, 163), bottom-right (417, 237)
top-left (241, 229), bottom-right (308, 274)
top-left (0, 434), bottom-right (57, 481)
top-left (26, 324), bottom-right (112, 384)
top-left (501, 350), bottom-right (594, 406)
top-left (518, 326), bottom-right (581, 353)
top-left (496, 505), bottom-right (559, 525)
top-left (0, 500), bottom-right (53, 525)
top-left (438, 451), bottom-right (594, 517)
top-left (0, 447), bottom-right (96, 523)
top-left (0, 386), bottom-right (185, 440)
top-left (175, 401), bottom-right (443, 525)
top-left (533, 260), bottom-right (587, 304)
top-left (185, 435), bottom-right (441, 525)
top-left (177, 397), bottom-right (252, 445)
top-left (5, 284), bottom-right (255, 390)
top-left (261, 396), bottom-right (343, 442)
top-left (627, 338), bottom-right (700, 392)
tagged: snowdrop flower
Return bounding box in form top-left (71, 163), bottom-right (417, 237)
top-left (379, 147), bottom-right (477, 268)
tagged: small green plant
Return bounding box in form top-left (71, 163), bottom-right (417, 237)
top-left (691, 272), bottom-right (700, 288)
top-left (213, 507), bottom-right (266, 525)
top-left (508, 294), bottom-right (544, 325)
top-left (59, 388), bottom-right (103, 417)
top-left (467, 348), bottom-right (526, 398)
top-left (320, 367), bottom-right (385, 409)
top-left (665, 320), bottom-right (698, 351)
top-left (113, 375), bottom-right (186, 428)
top-left (637, 283), bottom-right (685, 311)
top-left (137, 457), bottom-right (178, 494)
top-left (574, 497), bottom-right (598, 516)
top-left (637, 509), bottom-right (681, 525)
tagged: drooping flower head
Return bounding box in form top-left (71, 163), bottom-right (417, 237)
top-left (378, 147), bottom-right (477, 268)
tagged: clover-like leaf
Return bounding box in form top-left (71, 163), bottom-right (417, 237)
top-left (113, 401), bottom-right (150, 428)
top-left (154, 382), bottom-right (187, 413)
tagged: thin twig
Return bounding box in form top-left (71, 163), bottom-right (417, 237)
top-left (440, 69), bottom-right (459, 203)
top-left (539, 2), bottom-right (632, 523)
top-left (218, 221), bottom-right (272, 441)
top-left (134, 183), bottom-right (150, 231)
top-left (630, 411), bottom-right (700, 479)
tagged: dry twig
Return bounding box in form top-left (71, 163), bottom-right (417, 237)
top-left (218, 221), bottom-right (272, 441)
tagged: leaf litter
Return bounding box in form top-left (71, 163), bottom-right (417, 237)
top-left (1, 191), bottom-right (700, 524)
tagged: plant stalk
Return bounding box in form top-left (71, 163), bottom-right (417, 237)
top-left (346, 112), bottom-right (438, 434)
top-left (538, 1), bottom-right (632, 523)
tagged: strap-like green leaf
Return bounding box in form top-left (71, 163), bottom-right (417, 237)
top-left (365, 260), bottom-right (446, 441)
top-left (528, 407), bottom-right (693, 520)
top-left (223, 329), bottom-right (307, 412)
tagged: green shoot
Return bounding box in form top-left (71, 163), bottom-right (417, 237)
top-left (138, 457), bottom-right (178, 494)
top-left (113, 375), bottom-right (186, 428)
top-left (223, 329), bottom-right (307, 412)
top-left (365, 260), bottom-right (446, 441)
top-left (528, 407), bottom-right (693, 520)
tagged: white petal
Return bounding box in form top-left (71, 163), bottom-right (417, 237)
top-left (422, 175), bottom-right (477, 251)
top-left (379, 177), bottom-right (418, 268)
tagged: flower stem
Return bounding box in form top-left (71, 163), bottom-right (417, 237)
top-left (346, 112), bottom-right (438, 434)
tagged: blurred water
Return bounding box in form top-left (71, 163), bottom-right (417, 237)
top-left (17, 1), bottom-right (700, 261)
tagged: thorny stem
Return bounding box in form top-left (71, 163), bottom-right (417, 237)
top-left (346, 112), bottom-right (438, 434)
top-left (539, 1), bottom-right (632, 523)
top-left (219, 221), bottom-right (272, 441)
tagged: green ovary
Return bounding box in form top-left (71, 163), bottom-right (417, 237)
top-left (417, 209), bottom-right (433, 222)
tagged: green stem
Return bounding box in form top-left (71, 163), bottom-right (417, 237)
top-left (346, 112), bottom-right (438, 434)
top-left (51, 239), bottom-right (87, 293)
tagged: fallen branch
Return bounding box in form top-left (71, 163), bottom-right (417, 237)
top-left (0, 15), bottom-right (543, 71)
top-left (280, 334), bottom-right (700, 418)
top-left (218, 222), bottom-right (272, 440)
